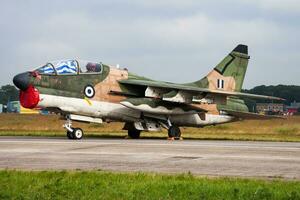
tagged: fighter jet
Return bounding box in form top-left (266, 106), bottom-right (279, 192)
top-left (13, 44), bottom-right (283, 140)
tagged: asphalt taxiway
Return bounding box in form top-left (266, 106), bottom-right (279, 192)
top-left (0, 137), bottom-right (299, 179)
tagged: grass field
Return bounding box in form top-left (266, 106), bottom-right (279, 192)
top-left (0, 113), bottom-right (300, 141)
top-left (0, 170), bottom-right (300, 200)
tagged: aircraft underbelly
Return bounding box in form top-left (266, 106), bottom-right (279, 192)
top-left (38, 94), bottom-right (141, 121)
top-left (38, 94), bottom-right (234, 127)
top-left (171, 114), bottom-right (234, 127)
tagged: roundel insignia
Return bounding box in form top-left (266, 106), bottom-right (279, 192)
top-left (84, 85), bottom-right (95, 98)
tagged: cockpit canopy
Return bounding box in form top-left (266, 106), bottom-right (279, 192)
top-left (36, 59), bottom-right (103, 75)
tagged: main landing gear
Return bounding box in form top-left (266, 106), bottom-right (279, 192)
top-left (128, 128), bottom-right (141, 139)
top-left (124, 123), bottom-right (141, 139)
top-left (166, 118), bottom-right (181, 140)
top-left (63, 117), bottom-right (84, 140)
top-left (168, 125), bottom-right (181, 139)
top-left (124, 119), bottom-right (182, 140)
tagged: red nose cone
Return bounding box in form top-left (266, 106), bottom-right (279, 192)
top-left (19, 85), bottom-right (40, 109)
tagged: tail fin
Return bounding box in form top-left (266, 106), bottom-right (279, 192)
top-left (192, 44), bottom-right (250, 92)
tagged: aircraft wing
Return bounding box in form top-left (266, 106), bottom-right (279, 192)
top-left (118, 79), bottom-right (284, 103)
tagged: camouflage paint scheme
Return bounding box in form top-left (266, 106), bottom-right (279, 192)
top-left (14, 44), bottom-right (283, 135)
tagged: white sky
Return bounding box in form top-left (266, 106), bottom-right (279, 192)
top-left (0, 0), bottom-right (299, 89)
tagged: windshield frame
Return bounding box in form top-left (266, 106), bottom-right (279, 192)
top-left (35, 60), bottom-right (103, 76)
top-left (53, 60), bottom-right (79, 75)
top-left (35, 63), bottom-right (56, 75)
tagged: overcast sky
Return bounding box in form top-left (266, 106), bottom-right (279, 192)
top-left (1, 0), bottom-right (299, 89)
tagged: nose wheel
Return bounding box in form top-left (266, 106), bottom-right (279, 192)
top-left (63, 117), bottom-right (84, 140)
top-left (67, 128), bottom-right (84, 140)
top-left (67, 130), bottom-right (74, 139)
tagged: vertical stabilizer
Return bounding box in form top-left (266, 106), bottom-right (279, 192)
top-left (191, 44), bottom-right (250, 92)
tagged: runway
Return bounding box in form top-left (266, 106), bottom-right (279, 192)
top-left (0, 136), bottom-right (300, 179)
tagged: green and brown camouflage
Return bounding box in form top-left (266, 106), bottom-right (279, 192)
top-left (17, 44), bottom-right (280, 115)
top-left (189, 45), bottom-right (249, 92)
top-left (18, 44), bottom-right (281, 113)
top-left (32, 64), bottom-right (111, 98)
top-left (13, 44), bottom-right (284, 139)
top-left (121, 97), bottom-right (207, 114)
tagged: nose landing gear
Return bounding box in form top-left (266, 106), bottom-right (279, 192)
top-left (63, 117), bottom-right (84, 140)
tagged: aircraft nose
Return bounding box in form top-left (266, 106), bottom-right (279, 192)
top-left (13, 72), bottom-right (30, 91)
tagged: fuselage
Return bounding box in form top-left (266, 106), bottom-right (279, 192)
top-left (13, 59), bottom-right (249, 129)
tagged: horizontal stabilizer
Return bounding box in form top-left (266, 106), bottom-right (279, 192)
top-left (222, 109), bottom-right (285, 120)
top-left (119, 79), bottom-right (285, 101)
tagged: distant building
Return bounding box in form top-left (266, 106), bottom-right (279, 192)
top-left (286, 107), bottom-right (298, 115)
top-left (256, 103), bottom-right (285, 114)
top-left (286, 101), bottom-right (300, 115)
top-left (291, 102), bottom-right (300, 108)
top-left (7, 101), bottom-right (20, 113)
top-left (4, 101), bottom-right (40, 114)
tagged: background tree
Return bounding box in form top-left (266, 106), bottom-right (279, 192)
top-left (0, 85), bottom-right (19, 105)
top-left (243, 85), bottom-right (300, 105)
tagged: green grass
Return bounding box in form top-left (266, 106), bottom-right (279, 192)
top-left (275, 127), bottom-right (299, 135)
top-left (0, 170), bottom-right (300, 200)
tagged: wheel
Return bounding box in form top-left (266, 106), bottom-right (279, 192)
top-left (128, 129), bottom-right (141, 139)
top-left (168, 126), bottom-right (181, 139)
top-left (73, 128), bottom-right (84, 140)
top-left (67, 131), bottom-right (74, 139)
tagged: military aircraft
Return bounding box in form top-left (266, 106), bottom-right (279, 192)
top-left (13, 44), bottom-right (283, 140)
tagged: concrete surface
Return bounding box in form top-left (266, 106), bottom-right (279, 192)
top-left (0, 136), bottom-right (300, 179)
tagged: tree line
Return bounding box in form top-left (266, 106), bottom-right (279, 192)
top-left (0, 85), bottom-right (19, 105)
top-left (242, 85), bottom-right (300, 105)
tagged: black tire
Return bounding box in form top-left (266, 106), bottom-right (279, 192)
top-left (73, 128), bottom-right (84, 140)
top-left (168, 126), bottom-right (181, 139)
top-left (128, 129), bottom-right (141, 139)
top-left (67, 131), bottom-right (74, 139)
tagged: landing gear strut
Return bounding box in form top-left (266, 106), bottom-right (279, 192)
top-left (63, 117), bottom-right (84, 140)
